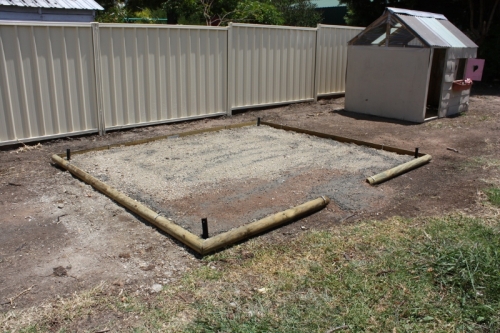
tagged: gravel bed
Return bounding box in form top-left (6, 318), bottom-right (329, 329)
top-left (71, 125), bottom-right (412, 232)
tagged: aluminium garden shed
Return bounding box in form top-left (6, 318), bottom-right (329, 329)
top-left (345, 7), bottom-right (478, 123)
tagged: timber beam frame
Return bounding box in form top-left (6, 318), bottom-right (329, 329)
top-left (52, 119), bottom-right (430, 254)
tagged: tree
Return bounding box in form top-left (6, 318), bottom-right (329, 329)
top-left (233, 0), bottom-right (285, 25)
top-left (272, 0), bottom-right (322, 27)
top-left (196, 0), bottom-right (283, 25)
top-left (112, 0), bottom-right (320, 26)
top-left (96, 0), bottom-right (321, 26)
top-left (467, 0), bottom-right (500, 46)
top-left (95, 3), bottom-right (131, 23)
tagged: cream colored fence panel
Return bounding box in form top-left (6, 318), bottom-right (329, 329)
top-left (228, 23), bottom-right (317, 112)
top-left (98, 24), bottom-right (228, 130)
top-left (315, 25), bottom-right (363, 96)
top-left (0, 22), bottom-right (99, 145)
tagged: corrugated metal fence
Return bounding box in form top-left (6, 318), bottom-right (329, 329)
top-left (0, 21), bottom-right (362, 146)
top-left (0, 22), bottom-right (99, 145)
top-left (228, 24), bottom-right (317, 111)
top-left (316, 24), bottom-right (363, 96)
top-left (98, 24), bottom-right (228, 130)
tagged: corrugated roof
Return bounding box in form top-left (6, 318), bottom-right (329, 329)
top-left (396, 15), bottom-right (448, 46)
top-left (439, 20), bottom-right (478, 48)
top-left (396, 13), bottom-right (477, 48)
top-left (0, 0), bottom-right (103, 10)
top-left (386, 7), bottom-right (447, 20)
top-left (311, 0), bottom-right (343, 9)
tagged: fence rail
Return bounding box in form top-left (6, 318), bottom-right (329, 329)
top-left (0, 21), bottom-right (362, 146)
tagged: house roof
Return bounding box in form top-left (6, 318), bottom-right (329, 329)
top-left (311, 0), bottom-right (343, 9)
top-left (387, 8), bottom-right (477, 48)
top-left (0, 0), bottom-right (103, 10)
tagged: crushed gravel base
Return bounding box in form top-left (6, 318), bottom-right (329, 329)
top-left (72, 125), bottom-right (412, 234)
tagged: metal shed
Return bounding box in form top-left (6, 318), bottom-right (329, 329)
top-left (0, 0), bottom-right (103, 22)
top-left (345, 7), bottom-right (478, 123)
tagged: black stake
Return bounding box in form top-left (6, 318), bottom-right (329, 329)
top-left (257, 117), bottom-right (261, 126)
top-left (67, 149), bottom-right (71, 161)
top-left (201, 218), bottom-right (209, 239)
top-left (414, 147), bottom-right (419, 158)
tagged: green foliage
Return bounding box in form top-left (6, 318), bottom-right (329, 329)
top-left (416, 218), bottom-right (500, 328)
top-left (96, 5), bottom-right (167, 23)
top-left (133, 7), bottom-right (168, 23)
top-left (273, 0), bottom-right (321, 27)
top-left (97, 0), bottom-right (321, 27)
top-left (162, 0), bottom-right (204, 24)
top-left (233, 0), bottom-right (285, 25)
top-left (95, 4), bottom-right (130, 23)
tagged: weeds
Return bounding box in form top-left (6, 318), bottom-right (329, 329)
top-left (3, 215), bottom-right (499, 332)
top-left (460, 157), bottom-right (500, 171)
top-left (485, 188), bottom-right (500, 207)
top-left (184, 215), bottom-right (500, 332)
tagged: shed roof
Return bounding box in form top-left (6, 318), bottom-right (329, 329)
top-left (390, 8), bottom-right (477, 48)
top-left (0, 0), bottom-right (103, 10)
top-left (350, 7), bottom-right (477, 50)
top-left (386, 7), bottom-right (446, 20)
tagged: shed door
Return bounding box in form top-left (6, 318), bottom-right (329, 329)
top-left (426, 48), bottom-right (447, 118)
top-left (345, 46), bottom-right (431, 123)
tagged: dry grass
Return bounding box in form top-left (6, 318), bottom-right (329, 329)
top-left (1, 282), bottom-right (106, 332)
top-left (11, 142), bottom-right (43, 154)
top-left (2, 198), bottom-right (500, 332)
top-left (3, 209), bottom-right (499, 332)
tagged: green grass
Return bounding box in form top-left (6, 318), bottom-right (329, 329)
top-left (183, 215), bottom-right (500, 333)
top-left (2, 215), bottom-right (499, 332)
top-left (485, 188), bottom-right (500, 207)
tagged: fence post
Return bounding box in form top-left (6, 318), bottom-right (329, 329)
top-left (313, 24), bottom-right (321, 102)
top-left (91, 22), bottom-right (105, 135)
top-left (226, 22), bottom-right (233, 116)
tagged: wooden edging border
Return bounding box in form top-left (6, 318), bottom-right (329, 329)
top-left (51, 153), bottom-right (329, 255)
top-left (260, 121), bottom-right (423, 157)
top-left (57, 121), bottom-right (257, 158)
top-left (259, 121), bottom-right (432, 185)
top-left (53, 119), bottom-right (430, 254)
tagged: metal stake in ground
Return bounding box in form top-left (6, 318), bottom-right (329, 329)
top-left (414, 147), bottom-right (419, 158)
top-left (257, 117), bottom-right (261, 126)
top-left (67, 149), bottom-right (71, 161)
top-left (201, 218), bottom-right (209, 239)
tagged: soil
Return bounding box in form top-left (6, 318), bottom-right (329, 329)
top-left (1, 85), bottom-right (499, 319)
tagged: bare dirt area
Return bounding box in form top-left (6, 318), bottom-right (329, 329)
top-left (1, 84), bottom-right (499, 330)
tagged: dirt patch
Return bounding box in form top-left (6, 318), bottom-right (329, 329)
top-left (71, 126), bottom-right (411, 235)
top-left (0, 86), bottom-right (499, 317)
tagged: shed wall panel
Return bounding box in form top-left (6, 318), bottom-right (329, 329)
top-left (0, 23), bottom-right (98, 144)
top-left (438, 53), bottom-right (472, 117)
top-left (345, 46), bottom-right (431, 123)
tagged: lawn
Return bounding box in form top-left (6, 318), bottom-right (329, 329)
top-left (8, 190), bottom-right (500, 333)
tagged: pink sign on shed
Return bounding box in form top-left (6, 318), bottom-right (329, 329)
top-left (465, 59), bottom-right (485, 81)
